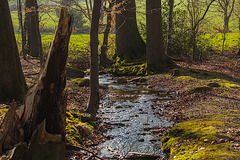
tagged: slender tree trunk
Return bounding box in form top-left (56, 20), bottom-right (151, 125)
top-left (167, 0), bottom-right (174, 55)
top-left (86, 0), bottom-right (101, 119)
top-left (100, 0), bottom-right (113, 67)
top-left (146, 0), bottom-right (171, 72)
top-left (25, 0), bottom-right (43, 59)
top-left (85, 0), bottom-right (91, 20)
top-left (116, 0), bottom-right (146, 62)
top-left (238, 17), bottom-right (240, 31)
top-left (192, 30), bottom-right (197, 61)
top-left (0, 0), bottom-right (27, 102)
top-left (224, 14), bottom-right (230, 31)
top-left (17, 0), bottom-right (27, 60)
top-left (89, 0), bottom-right (93, 12)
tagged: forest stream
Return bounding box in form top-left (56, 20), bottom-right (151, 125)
top-left (95, 75), bottom-right (175, 159)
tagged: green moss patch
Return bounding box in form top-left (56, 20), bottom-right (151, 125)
top-left (189, 86), bottom-right (212, 94)
top-left (70, 78), bottom-right (89, 87)
top-left (0, 108), bottom-right (8, 120)
top-left (109, 57), bottom-right (147, 76)
top-left (161, 119), bottom-right (240, 159)
top-left (66, 111), bottom-right (94, 145)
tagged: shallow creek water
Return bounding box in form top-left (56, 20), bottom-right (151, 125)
top-left (97, 75), bottom-right (174, 159)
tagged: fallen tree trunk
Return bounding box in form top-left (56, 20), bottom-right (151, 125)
top-left (0, 7), bottom-right (73, 160)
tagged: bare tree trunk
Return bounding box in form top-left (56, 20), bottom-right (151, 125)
top-left (17, 0), bottom-right (27, 60)
top-left (167, 0), bottom-right (174, 55)
top-left (86, 0), bottom-right (101, 119)
top-left (89, 0), bottom-right (93, 12)
top-left (146, 0), bottom-right (171, 72)
top-left (218, 0), bottom-right (235, 31)
top-left (0, 0), bottom-right (27, 102)
top-left (224, 13), bottom-right (230, 31)
top-left (100, 0), bottom-right (113, 67)
top-left (25, 0), bottom-right (43, 59)
top-left (238, 17), bottom-right (240, 31)
top-left (116, 0), bottom-right (146, 61)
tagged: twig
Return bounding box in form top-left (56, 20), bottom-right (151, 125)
top-left (66, 143), bottom-right (104, 160)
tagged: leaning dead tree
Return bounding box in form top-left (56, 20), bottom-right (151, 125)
top-left (0, 7), bottom-right (73, 160)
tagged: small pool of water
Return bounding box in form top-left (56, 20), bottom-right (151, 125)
top-left (97, 75), bottom-right (174, 159)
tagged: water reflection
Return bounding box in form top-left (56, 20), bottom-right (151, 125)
top-left (97, 75), bottom-right (174, 159)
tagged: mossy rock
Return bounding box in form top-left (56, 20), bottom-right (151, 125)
top-left (117, 78), bottom-right (127, 84)
top-left (189, 86), bottom-right (212, 94)
top-left (130, 77), bottom-right (147, 83)
top-left (67, 67), bottom-right (84, 78)
top-left (70, 78), bottom-right (89, 87)
top-left (207, 82), bottom-right (220, 88)
top-left (109, 57), bottom-right (147, 76)
top-left (66, 111), bottom-right (94, 145)
top-left (161, 119), bottom-right (240, 159)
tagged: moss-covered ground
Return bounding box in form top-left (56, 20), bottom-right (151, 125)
top-left (146, 52), bottom-right (240, 159)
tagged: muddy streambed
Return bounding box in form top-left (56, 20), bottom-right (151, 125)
top-left (97, 75), bottom-right (175, 159)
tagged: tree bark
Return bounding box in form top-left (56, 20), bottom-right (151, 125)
top-left (224, 15), bottom-right (230, 31)
top-left (167, 0), bottom-right (174, 55)
top-left (0, 0), bottom-right (27, 102)
top-left (146, 0), bottom-right (170, 72)
top-left (21, 7), bottom-right (73, 142)
top-left (100, 0), bottom-right (113, 67)
top-left (25, 0), bottom-right (43, 59)
top-left (86, 0), bottom-right (101, 119)
top-left (116, 0), bottom-right (146, 62)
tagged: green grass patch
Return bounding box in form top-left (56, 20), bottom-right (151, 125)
top-left (203, 33), bottom-right (240, 51)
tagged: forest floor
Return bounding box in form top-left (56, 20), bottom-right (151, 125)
top-left (0, 52), bottom-right (239, 159)
top-left (146, 52), bottom-right (240, 159)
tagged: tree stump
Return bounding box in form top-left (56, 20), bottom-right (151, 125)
top-left (21, 7), bottom-right (73, 142)
top-left (0, 7), bottom-right (73, 160)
